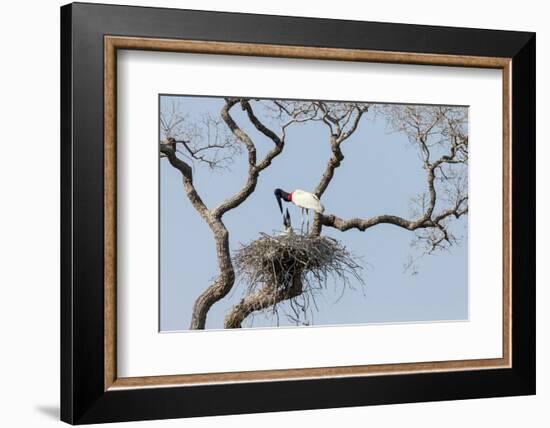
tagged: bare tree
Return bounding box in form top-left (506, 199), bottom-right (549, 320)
top-left (161, 98), bottom-right (468, 329)
top-left (223, 103), bottom-right (468, 327)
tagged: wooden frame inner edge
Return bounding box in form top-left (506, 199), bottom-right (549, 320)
top-left (104, 36), bottom-right (512, 391)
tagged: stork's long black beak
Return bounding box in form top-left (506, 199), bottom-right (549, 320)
top-left (276, 195), bottom-right (283, 213)
top-left (274, 189), bottom-right (283, 213)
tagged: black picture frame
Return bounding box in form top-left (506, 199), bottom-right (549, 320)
top-left (61, 2), bottom-right (535, 424)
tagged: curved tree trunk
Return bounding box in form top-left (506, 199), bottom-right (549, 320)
top-left (190, 221), bottom-right (235, 329)
top-left (224, 270), bottom-right (304, 329)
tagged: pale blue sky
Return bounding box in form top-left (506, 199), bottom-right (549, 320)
top-left (160, 95), bottom-right (468, 331)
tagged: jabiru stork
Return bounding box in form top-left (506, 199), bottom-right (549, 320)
top-left (274, 188), bottom-right (325, 233)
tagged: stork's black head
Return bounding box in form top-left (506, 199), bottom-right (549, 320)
top-left (274, 188), bottom-right (290, 213)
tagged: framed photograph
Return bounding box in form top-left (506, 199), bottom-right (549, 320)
top-left (61, 2), bottom-right (535, 424)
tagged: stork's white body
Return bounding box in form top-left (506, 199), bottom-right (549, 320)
top-left (290, 189), bottom-right (325, 214)
top-left (290, 189), bottom-right (324, 233)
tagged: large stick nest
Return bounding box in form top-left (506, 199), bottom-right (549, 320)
top-left (234, 232), bottom-right (365, 325)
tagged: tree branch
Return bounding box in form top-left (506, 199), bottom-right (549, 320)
top-left (160, 142), bottom-right (192, 181)
top-left (190, 220), bottom-right (234, 329)
top-left (160, 99), bottom-right (240, 171)
top-left (225, 270), bottom-right (303, 328)
top-left (241, 100), bottom-right (282, 146)
top-left (310, 103), bottom-right (369, 235)
top-left (213, 99), bottom-right (285, 218)
top-left (320, 214), bottom-right (433, 232)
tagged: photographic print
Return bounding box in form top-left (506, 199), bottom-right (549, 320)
top-left (159, 95), bottom-right (469, 331)
top-left (62, 7), bottom-right (534, 422)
